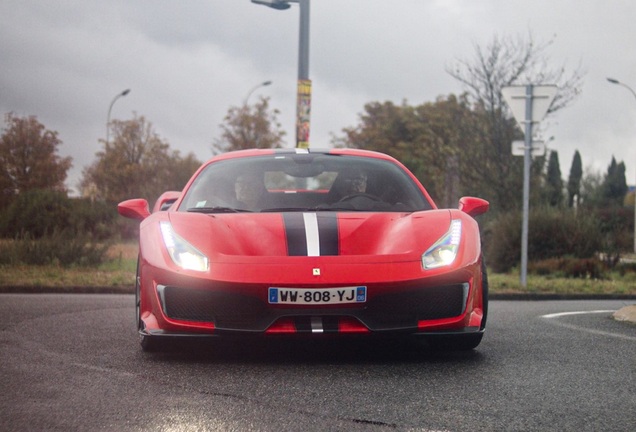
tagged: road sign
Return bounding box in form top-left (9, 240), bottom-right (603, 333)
top-left (502, 84), bottom-right (557, 289)
top-left (511, 140), bottom-right (546, 157)
top-left (502, 85), bottom-right (557, 132)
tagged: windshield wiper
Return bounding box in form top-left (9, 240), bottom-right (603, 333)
top-left (261, 206), bottom-right (376, 212)
top-left (260, 207), bottom-right (316, 213)
top-left (187, 206), bottom-right (249, 213)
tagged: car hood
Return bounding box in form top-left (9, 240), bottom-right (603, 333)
top-left (165, 211), bottom-right (453, 262)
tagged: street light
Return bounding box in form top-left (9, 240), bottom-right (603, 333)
top-left (251, 0), bottom-right (311, 148)
top-left (251, 0), bottom-right (291, 10)
top-left (106, 88), bottom-right (130, 145)
top-left (244, 80), bottom-right (272, 106)
top-left (607, 77), bottom-right (636, 253)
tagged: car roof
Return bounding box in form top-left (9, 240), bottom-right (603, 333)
top-left (207, 148), bottom-right (399, 164)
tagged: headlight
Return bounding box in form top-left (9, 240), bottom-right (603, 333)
top-left (422, 220), bottom-right (462, 269)
top-left (160, 221), bottom-right (209, 271)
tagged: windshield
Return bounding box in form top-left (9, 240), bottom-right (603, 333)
top-left (178, 153), bottom-right (433, 213)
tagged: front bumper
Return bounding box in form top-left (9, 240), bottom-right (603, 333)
top-left (149, 281), bottom-right (474, 335)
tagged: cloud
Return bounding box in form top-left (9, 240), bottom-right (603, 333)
top-left (2, 0), bottom-right (636, 195)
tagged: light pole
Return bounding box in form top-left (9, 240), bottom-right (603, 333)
top-left (244, 80), bottom-right (272, 106)
top-left (607, 77), bottom-right (636, 253)
top-left (251, 0), bottom-right (311, 148)
top-left (106, 89), bottom-right (130, 145)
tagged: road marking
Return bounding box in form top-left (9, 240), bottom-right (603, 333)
top-left (540, 310), bottom-right (636, 341)
top-left (541, 310), bottom-right (615, 319)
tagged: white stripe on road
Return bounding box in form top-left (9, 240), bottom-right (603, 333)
top-left (540, 309), bottom-right (636, 341)
top-left (541, 310), bottom-right (615, 319)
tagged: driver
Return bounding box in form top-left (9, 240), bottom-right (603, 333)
top-left (340, 169), bottom-right (368, 196)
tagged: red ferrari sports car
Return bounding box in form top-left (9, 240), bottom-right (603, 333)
top-left (118, 148), bottom-right (489, 351)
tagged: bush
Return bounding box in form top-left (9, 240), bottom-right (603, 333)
top-left (528, 257), bottom-right (606, 279)
top-left (593, 207), bottom-right (633, 268)
top-left (482, 211), bottom-right (521, 273)
top-left (0, 189), bottom-right (72, 238)
top-left (0, 189), bottom-right (119, 240)
top-left (0, 230), bottom-right (110, 267)
top-left (67, 198), bottom-right (119, 240)
top-left (483, 207), bottom-right (603, 273)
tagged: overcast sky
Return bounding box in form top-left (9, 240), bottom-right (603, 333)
top-left (2, 0), bottom-right (636, 195)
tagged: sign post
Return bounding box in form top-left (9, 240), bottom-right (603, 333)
top-left (502, 85), bottom-right (557, 287)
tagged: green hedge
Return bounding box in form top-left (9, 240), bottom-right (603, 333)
top-left (0, 189), bottom-right (118, 240)
top-left (483, 207), bottom-right (605, 273)
top-left (0, 189), bottom-right (121, 267)
top-left (0, 230), bottom-right (110, 267)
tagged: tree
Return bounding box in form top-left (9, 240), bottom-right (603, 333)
top-left (81, 114), bottom-right (201, 203)
top-left (601, 156), bottom-right (628, 206)
top-left (0, 113), bottom-right (72, 204)
top-left (212, 96), bottom-right (286, 154)
top-left (567, 150), bottom-right (583, 207)
top-left (333, 94), bottom-right (533, 209)
top-left (334, 96), bottom-right (478, 205)
top-left (544, 150), bottom-right (564, 207)
top-left (579, 167), bottom-right (604, 208)
top-left (446, 33), bottom-right (584, 116)
top-left (446, 33), bottom-right (584, 211)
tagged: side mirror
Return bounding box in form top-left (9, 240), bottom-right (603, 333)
top-left (458, 196), bottom-right (489, 217)
top-left (153, 191), bottom-right (181, 213)
top-left (118, 199), bottom-right (150, 221)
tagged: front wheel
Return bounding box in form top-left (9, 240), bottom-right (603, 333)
top-left (139, 332), bottom-right (160, 352)
top-left (480, 257), bottom-right (489, 330)
top-left (427, 333), bottom-right (483, 351)
top-left (135, 258), bottom-right (161, 352)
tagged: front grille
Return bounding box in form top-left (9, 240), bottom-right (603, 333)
top-left (157, 283), bottom-right (468, 333)
top-left (363, 284), bottom-right (467, 329)
top-left (159, 285), bottom-right (270, 330)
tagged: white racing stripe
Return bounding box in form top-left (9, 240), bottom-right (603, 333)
top-left (311, 317), bottom-right (323, 333)
top-left (303, 212), bottom-right (320, 256)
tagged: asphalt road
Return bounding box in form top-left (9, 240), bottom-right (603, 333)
top-left (1, 294), bottom-right (635, 432)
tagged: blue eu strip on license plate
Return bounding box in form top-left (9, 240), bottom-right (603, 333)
top-left (268, 286), bottom-right (367, 305)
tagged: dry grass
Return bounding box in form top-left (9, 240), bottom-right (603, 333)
top-left (0, 242), bottom-right (138, 289)
top-left (105, 242), bottom-right (139, 261)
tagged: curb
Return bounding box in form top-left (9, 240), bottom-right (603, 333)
top-left (489, 293), bottom-right (636, 301)
top-left (613, 305), bottom-right (636, 324)
top-left (0, 286), bottom-right (134, 294)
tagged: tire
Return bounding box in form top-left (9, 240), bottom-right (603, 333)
top-left (135, 257), bottom-right (160, 352)
top-left (139, 333), bottom-right (160, 352)
top-left (427, 258), bottom-right (488, 351)
top-left (135, 257), bottom-right (142, 332)
top-left (427, 333), bottom-right (483, 351)
top-left (480, 257), bottom-right (489, 330)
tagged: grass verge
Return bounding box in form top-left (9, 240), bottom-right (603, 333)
top-left (489, 272), bottom-right (636, 296)
top-left (0, 243), bottom-right (137, 289)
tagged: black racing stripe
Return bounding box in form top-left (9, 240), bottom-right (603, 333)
top-left (323, 316), bottom-right (340, 333)
top-left (283, 213), bottom-right (307, 256)
top-left (317, 213), bottom-right (339, 256)
top-left (295, 317), bottom-right (312, 332)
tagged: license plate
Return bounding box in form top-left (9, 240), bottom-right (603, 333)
top-left (268, 286), bottom-right (367, 305)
